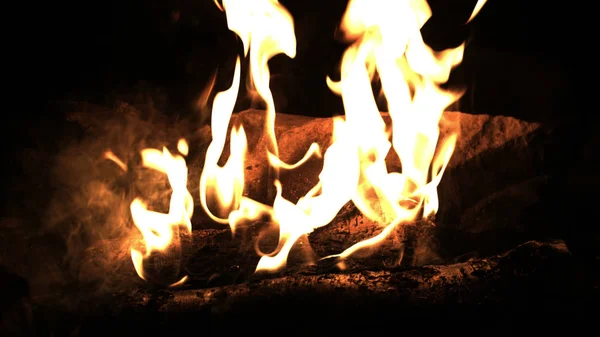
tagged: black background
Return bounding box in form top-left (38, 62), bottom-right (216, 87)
top-left (7, 0), bottom-right (577, 119)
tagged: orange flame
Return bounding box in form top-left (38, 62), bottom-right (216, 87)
top-left (129, 140), bottom-right (193, 286)
top-left (103, 150), bottom-right (127, 172)
top-left (320, 0), bottom-right (472, 260)
top-left (468, 0), bottom-right (487, 23)
top-left (218, 0), bottom-right (296, 159)
top-left (108, 0), bottom-right (487, 283)
top-left (204, 0), bottom-right (485, 272)
top-left (199, 57), bottom-right (248, 224)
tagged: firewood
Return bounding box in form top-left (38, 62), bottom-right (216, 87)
top-left (61, 104), bottom-right (549, 240)
top-left (45, 241), bottom-right (582, 321)
top-left (203, 109), bottom-right (547, 206)
top-left (12, 104), bottom-right (552, 303)
top-left (168, 240), bottom-right (572, 308)
top-left (195, 109), bottom-right (550, 234)
top-left (158, 209), bottom-right (553, 289)
top-left (25, 240), bottom-right (597, 335)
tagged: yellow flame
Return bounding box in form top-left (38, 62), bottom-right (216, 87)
top-left (199, 58), bottom-right (248, 224)
top-left (238, 0), bottom-right (485, 272)
top-left (320, 0), bottom-right (467, 260)
top-left (177, 139), bottom-right (189, 156)
top-left (267, 142), bottom-right (322, 170)
top-left (199, 0), bottom-right (298, 230)
top-left (467, 0), bottom-right (488, 23)
top-left (129, 140), bottom-right (193, 286)
top-left (119, 0), bottom-right (487, 282)
top-left (168, 275), bottom-right (189, 288)
top-left (219, 0), bottom-right (296, 160)
top-left (256, 117), bottom-right (363, 271)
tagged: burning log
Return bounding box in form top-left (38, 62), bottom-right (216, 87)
top-left (30, 239), bottom-right (595, 336)
top-left (34, 1), bottom-right (558, 314)
top-left (190, 109), bottom-right (550, 261)
top-left (65, 105), bottom-right (548, 241)
top-left (60, 105), bottom-right (551, 285)
top-left (50, 0), bottom-right (551, 289)
top-left (222, 108), bottom-right (547, 207)
top-left (220, 109), bottom-right (545, 202)
top-left (167, 240), bottom-right (575, 312)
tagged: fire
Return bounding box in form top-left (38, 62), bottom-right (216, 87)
top-left (328, 0), bottom-right (463, 233)
top-left (106, 0), bottom-right (487, 284)
top-left (468, 0), bottom-right (488, 23)
top-left (218, 0), bottom-right (297, 159)
top-left (199, 57), bottom-right (247, 224)
top-left (128, 140), bottom-right (193, 286)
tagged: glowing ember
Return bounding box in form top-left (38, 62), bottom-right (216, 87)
top-left (107, 0), bottom-right (487, 284)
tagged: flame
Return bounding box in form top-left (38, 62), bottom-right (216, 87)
top-left (218, 0), bottom-right (296, 159)
top-left (320, 0), bottom-right (471, 260)
top-left (109, 0), bottom-right (487, 283)
top-left (207, 0), bottom-right (484, 273)
top-left (129, 140), bottom-right (193, 286)
top-left (104, 150), bottom-right (127, 172)
top-left (199, 0), bottom-right (298, 228)
top-left (199, 57), bottom-right (248, 224)
top-left (251, 0), bottom-right (468, 271)
top-left (200, 0), bottom-right (304, 270)
top-left (468, 0), bottom-right (488, 24)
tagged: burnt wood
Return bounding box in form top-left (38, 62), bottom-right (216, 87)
top-left (20, 240), bottom-right (597, 336)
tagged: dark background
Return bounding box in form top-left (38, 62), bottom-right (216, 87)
top-left (8, 0), bottom-right (577, 120)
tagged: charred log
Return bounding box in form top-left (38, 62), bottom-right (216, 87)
top-left (29, 240), bottom-right (597, 336)
top-left (168, 240), bottom-right (577, 312)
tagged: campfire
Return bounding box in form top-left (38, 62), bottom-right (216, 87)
top-left (107, 0), bottom-right (487, 286)
top-left (1, 0), bottom-right (595, 335)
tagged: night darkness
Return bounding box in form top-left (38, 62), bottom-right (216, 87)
top-left (2, 0), bottom-right (596, 335)
top-left (9, 0), bottom-right (576, 119)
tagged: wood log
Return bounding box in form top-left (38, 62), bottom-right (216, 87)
top-left (193, 109), bottom-right (550, 235)
top-left (63, 105), bottom-right (549, 232)
top-left (14, 103), bottom-right (551, 294)
top-left (2, 104), bottom-right (552, 294)
top-left (176, 220), bottom-right (441, 288)
top-left (61, 104), bottom-right (550, 245)
top-left (4, 103), bottom-right (596, 335)
top-left (202, 109), bottom-right (546, 205)
top-left (30, 240), bottom-right (597, 336)
top-left (168, 240), bottom-right (575, 311)
top-left (187, 109), bottom-right (550, 268)
top-left (128, 209), bottom-right (554, 288)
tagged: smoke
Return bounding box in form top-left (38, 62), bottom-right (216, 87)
top-left (1, 97), bottom-right (209, 308)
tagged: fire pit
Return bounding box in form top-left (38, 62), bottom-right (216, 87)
top-left (1, 0), bottom-right (596, 336)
